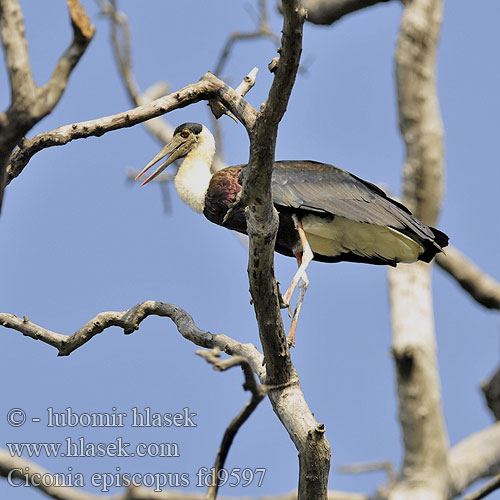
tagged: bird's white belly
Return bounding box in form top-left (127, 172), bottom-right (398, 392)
top-left (301, 214), bottom-right (423, 263)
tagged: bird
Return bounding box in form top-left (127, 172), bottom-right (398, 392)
top-left (135, 122), bottom-right (448, 344)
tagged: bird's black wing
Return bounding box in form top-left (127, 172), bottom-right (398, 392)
top-left (271, 160), bottom-right (435, 241)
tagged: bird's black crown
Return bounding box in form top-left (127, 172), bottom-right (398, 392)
top-left (174, 122), bottom-right (203, 136)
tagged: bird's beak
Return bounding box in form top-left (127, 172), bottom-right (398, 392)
top-left (135, 134), bottom-right (195, 186)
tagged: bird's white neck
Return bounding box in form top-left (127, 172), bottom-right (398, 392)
top-left (174, 127), bottom-right (215, 213)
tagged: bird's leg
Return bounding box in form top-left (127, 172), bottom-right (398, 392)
top-left (283, 252), bottom-right (303, 318)
top-left (289, 273), bottom-right (309, 346)
top-left (285, 218), bottom-right (313, 345)
top-left (283, 216), bottom-right (313, 309)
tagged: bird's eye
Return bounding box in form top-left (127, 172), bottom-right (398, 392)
top-left (181, 129), bottom-right (190, 138)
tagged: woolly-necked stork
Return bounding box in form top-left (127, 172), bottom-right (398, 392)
top-left (136, 122), bottom-right (448, 343)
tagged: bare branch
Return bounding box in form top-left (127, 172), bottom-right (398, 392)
top-left (97, 0), bottom-right (174, 146)
top-left (0, 296), bottom-right (340, 500)
top-left (339, 459), bottom-right (396, 487)
top-left (396, 0), bottom-right (444, 227)
top-left (208, 67), bottom-right (259, 122)
top-left (388, 263), bottom-right (449, 500)
top-left (388, 1), bottom-right (448, 499)
top-left (101, 0), bottom-right (263, 145)
top-left (208, 67), bottom-right (259, 175)
top-left (0, 450), bottom-right (107, 500)
top-left (197, 347), bottom-right (267, 500)
top-left (0, 0), bottom-right (36, 107)
top-left (6, 73), bottom-right (258, 186)
top-left (40, 0), bottom-right (95, 111)
top-left (448, 423), bottom-right (500, 499)
top-left (209, 0), bottom-right (276, 168)
top-left (436, 247), bottom-right (500, 310)
top-left (234, 67), bottom-right (259, 98)
top-left (98, 0), bottom-right (140, 100)
top-left (296, 0), bottom-right (393, 25)
top-left (0, 301), bottom-right (264, 377)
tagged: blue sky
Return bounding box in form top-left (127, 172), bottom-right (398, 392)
top-left (1, 0), bottom-right (499, 498)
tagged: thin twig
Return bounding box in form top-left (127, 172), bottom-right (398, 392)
top-left (197, 347), bottom-right (267, 500)
top-left (209, 0), bottom-right (276, 169)
top-left (207, 67), bottom-right (259, 172)
top-left (436, 246), bottom-right (500, 310)
top-left (338, 459), bottom-right (396, 486)
top-left (213, 0), bottom-right (279, 76)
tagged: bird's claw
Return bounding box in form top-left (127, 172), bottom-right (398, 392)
top-left (222, 191), bottom-right (243, 225)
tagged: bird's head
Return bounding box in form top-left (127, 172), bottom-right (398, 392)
top-left (135, 122), bottom-right (213, 186)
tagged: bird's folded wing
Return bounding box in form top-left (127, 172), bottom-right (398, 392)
top-left (271, 160), bottom-right (435, 240)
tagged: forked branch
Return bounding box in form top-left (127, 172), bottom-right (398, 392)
top-left (5, 72), bottom-right (258, 186)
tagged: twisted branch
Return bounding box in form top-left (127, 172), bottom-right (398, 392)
top-left (0, 301), bottom-right (264, 376)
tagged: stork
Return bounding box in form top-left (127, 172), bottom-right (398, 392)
top-left (136, 122), bottom-right (448, 344)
